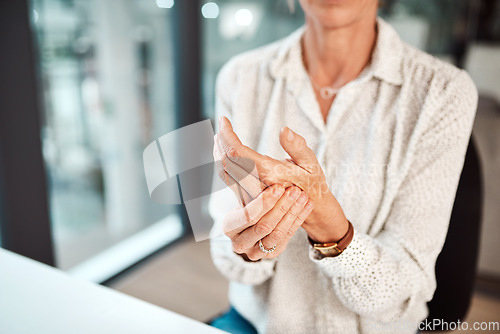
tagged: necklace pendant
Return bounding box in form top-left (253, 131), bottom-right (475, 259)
top-left (319, 87), bottom-right (337, 100)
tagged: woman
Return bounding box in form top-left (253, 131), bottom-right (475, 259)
top-left (209, 0), bottom-right (477, 333)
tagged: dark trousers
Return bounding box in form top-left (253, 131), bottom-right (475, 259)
top-left (210, 306), bottom-right (258, 334)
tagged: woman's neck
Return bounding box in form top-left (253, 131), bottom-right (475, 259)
top-left (302, 17), bottom-right (377, 88)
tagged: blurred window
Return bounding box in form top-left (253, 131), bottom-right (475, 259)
top-left (30, 0), bottom-right (182, 281)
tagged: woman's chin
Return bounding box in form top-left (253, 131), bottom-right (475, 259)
top-left (300, 0), bottom-right (378, 29)
top-left (319, 0), bottom-right (350, 4)
top-left (308, 11), bottom-right (363, 30)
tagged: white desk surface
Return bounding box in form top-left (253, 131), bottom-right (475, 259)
top-left (0, 248), bottom-right (227, 334)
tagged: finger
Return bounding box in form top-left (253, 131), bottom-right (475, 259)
top-left (216, 128), bottom-right (265, 182)
top-left (225, 159), bottom-right (266, 200)
top-left (218, 118), bottom-right (301, 188)
top-left (238, 186), bottom-right (302, 246)
top-left (217, 134), bottom-right (261, 180)
top-left (246, 199), bottom-right (313, 261)
top-left (214, 140), bottom-right (253, 206)
top-left (214, 141), bottom-right (231, 187)
top-left (215, 134), bottom-right (267, 199)
top-left (213, 134), bottom-right (226, 163)
top-left (287, 200), bottom-right (314, 238)
top-left (218, 116), bottom-right (241, 145)
top-left (214, 134), bottom-right (232, 186)
top-left (218, 118), bottom-right (308, 189)
top-left (218, 129), bottom-right (296, 188)
top-left (221, 170), bottom-right (253, 207)
top-left (218, 117), bottom-right (269, 177)
top-left (279, 127), bottom-right (318, 173)
top-left (241, 243), bottom-right (267, 262)
top-left (260, 191), bottom-right (308, 249)
top-left (223, 184), bottom-right (285, 236)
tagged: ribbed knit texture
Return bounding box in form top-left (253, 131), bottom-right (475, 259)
top-left (209, 18), bottom-right (478, 334)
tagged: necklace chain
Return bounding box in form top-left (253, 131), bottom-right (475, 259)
top-left (302, 46), bottom-right (345, 100)
top-left (308, 75), bottom-right (343, 100)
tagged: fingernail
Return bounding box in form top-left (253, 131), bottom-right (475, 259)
top-left (273, 185), bottom-right (284, 197)
top-left (287, 128), bottom-right (294, 141)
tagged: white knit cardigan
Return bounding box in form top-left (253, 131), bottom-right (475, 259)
top-left (209, 18), bottom-right (478, 334)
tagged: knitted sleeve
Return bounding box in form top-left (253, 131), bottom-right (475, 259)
top-left (309, 70), bottom-right (478, 323)
top-left (209, 59), bottom-right (277, 286)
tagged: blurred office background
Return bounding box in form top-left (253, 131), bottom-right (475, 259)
top-left (1, 0), bottom-right (500, 329)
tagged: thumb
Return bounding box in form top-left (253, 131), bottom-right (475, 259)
top-left (279, 127), bottom-right (318, 172)
top-left (218, 116), bottom-right (242, 145)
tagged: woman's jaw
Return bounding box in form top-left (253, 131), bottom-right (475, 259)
top-left (298, 0), bottom-right (378, 30)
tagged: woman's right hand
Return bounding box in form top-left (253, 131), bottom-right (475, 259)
top-left (222, 184), bottom-right (314, 261)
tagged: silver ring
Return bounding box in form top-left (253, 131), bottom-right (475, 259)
top-left (259, 239), bottom-right (276, 254)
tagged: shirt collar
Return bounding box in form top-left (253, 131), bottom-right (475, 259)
top-left (269, 17), bottom-right (403, 87)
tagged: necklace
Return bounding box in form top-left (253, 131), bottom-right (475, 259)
top-left (308, 76), bottom-right (342, 100)
top-left (301, 46), bottom-right (346, 100)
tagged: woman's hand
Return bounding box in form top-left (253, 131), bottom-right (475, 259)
top-left (215, 116), bottom-right (349, 243)
top-left (222, 184), bottom-right (313, 261)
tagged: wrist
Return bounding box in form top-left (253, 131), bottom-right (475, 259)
top-left (308, 220), bottom-right (354, 258)
top-left (303, 194), bottom-right (349, 243)
top-left (305, 216), bottom-right (348, 243)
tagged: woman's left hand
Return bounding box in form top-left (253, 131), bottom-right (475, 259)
top-left (215, 116), bottom-right (349, 243)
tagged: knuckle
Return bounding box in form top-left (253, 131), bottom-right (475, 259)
top-left (298, 136), bottom-right (307, 148)
top-left (247, 251), bottom-right (260, 262)
top-left (266, 174), bottom-right (279, 184)
top-left (296, 212), bottom-right (307, 222)
top-left (241, 206), bottom-right (257, 225)
top-left (295, 203), bottom-right (313, 222)
top-left (277, 203), bottom-right (288, 215)
top-left (226, 146), bottom-right (238, 158)
top-left (222, 215), bottom-right (234, 235)
top-left (246, 212), bottom-right (259, 226)
top-left (261, 194), bottom-right (277, 210)
top-left (261, 155), bottom-right (273, 167)
top-left (286, 225), bottom-right (301, 238)
top-left (292, 198), bottom-right (307, 210)
top-left (232, 240), bottom-right (245, 254)
top-left (221, 155), bottom-right (229, 169)
top-left (260, 158), bottom-right (278, 176)
top-left (287, 207), bottom-right (300, 219)
top-left (289, 223), bottom-right (302, 234)
top-left (222, 225), bottom-right (233, 237)
top-left (268, 229), bottom-right (285, 243)
top-left (255, 221), bottom-right (273, 236)
top-left (262, 189), bottom-right (274, 201)
top-left (216, 164), bottom-right (224, 176)
top-left (295, 136), bottom-right (308, 150)
top-left (223, 211), bottom-right (247, 235)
